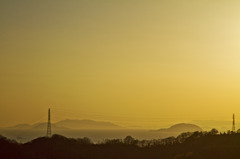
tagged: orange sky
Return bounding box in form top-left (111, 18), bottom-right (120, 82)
top-left (1, 0), bottom-right (240, 129)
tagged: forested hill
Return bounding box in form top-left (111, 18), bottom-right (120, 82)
top-left (1, 130), bottom-right (240, 159)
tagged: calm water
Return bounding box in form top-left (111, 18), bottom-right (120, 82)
top-left (0, 129), bottom-right (180, 143)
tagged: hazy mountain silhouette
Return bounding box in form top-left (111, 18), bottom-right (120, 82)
top-left (6, 119), bottom-right (121, 130)
top-left (8, 124), bottom-right (32, 129)
top-left (32, 123), bottom-right (67, 130)
top-left (155, 123), bottom-right (203, 133)
top-left (55, 119), bottom-right (121, 129)
top-left (7, 123), bottom-right (67, 130)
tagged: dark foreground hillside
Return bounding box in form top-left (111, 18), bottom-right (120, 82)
top-left (1, 130), bottom-right (240, 159)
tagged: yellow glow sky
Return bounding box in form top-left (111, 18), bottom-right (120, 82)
top-left (1, 0), bottom-right (240, 128)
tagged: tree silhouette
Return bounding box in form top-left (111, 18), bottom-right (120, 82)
top-left (1, 130), bottom-right (240, 159)
top-left (123, 136), bottom-right (136, 145)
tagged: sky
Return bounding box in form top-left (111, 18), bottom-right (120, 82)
top-left (1, 0), bottom-right (240, 129)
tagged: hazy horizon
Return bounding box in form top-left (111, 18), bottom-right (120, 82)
top-left (0, 116), bottom-right (238, 132)
top-left (1, 0), bottom-right (240, 130)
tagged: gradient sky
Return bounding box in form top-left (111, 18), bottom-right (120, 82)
top-left (1, 0), bottom-right (240, 129)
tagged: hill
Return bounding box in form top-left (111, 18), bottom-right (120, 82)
top-left (156, 123), bottom-right (203, 133)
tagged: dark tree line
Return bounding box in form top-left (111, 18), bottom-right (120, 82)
top-left (1, 129), bottom-right (240, 159)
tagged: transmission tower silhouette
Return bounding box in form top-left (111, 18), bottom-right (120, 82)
top-left (47, 108), bottom-right (51, 137)
top-left (232, 113), bottom-right (235, 132)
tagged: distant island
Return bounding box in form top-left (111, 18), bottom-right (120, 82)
top-left (154, 123), bottom-right (203, 133)
top-left (55, 119), bottom-right (121, 129)
top-left (6, 119), bottom-right (122, 130)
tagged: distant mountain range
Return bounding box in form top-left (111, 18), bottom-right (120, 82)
top-left (55, 119), bottom-right (121, 129)
top-left (5, 121), bottom-right (203, 133)
top-left (7, 119), bottom-right (122, 130)
top-left (153, 123), bottom-right (203, 133)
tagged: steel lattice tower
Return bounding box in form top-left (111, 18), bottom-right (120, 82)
top-left (232, 113), bottom-right (235, 132)
top-left (47, 108), bottom-right (51, 137)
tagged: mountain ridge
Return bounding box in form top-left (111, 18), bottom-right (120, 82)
top-left (5, 119), bottom-right (122, 130)
top-left (154, 123), bottom-right (203, 133)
